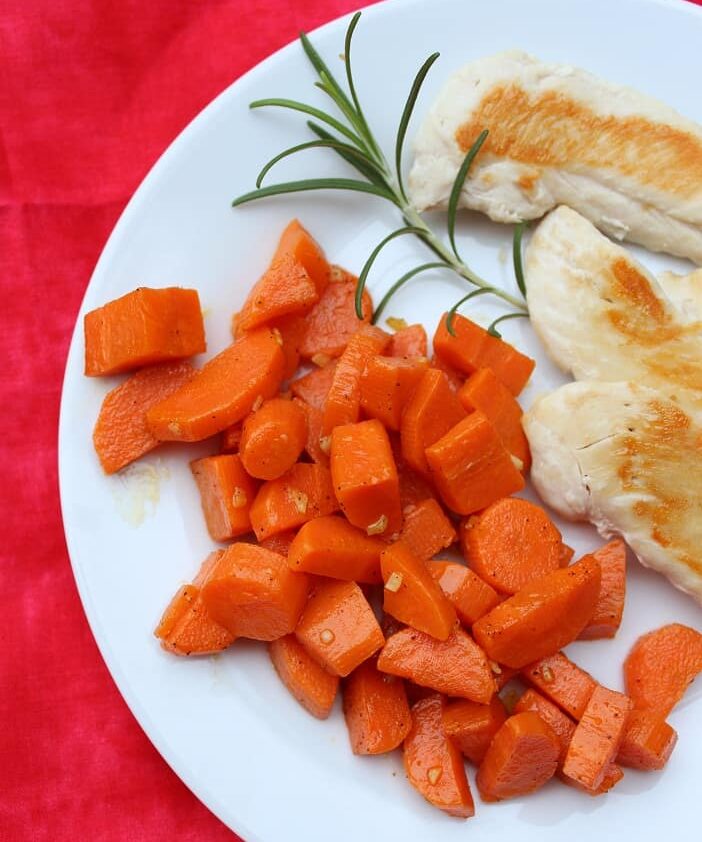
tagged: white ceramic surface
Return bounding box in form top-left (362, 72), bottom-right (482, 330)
top-left (59, 0), bottom-right (702, 839)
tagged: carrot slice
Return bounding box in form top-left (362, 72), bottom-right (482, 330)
top-left (378, 627), bottom-right (496, 703)
top-left (472, 554), bottom-right (601, 668)
top-left (616, 710), bottom-right (678, 771)
top-left (273, 219), bottom-right (330, 297)
top-left (343, 657), bottom-right (412, 755)
top-left (190, 454), bottom-right (258, 541)
top-left (295, 579), bottom-right (385, 677)
top-left (93, 360), bottom-right (195, 474)
top-left (430, 353), bottom-right (463, 393)
top-left (272, 314), bottom-right (307, 379)
top-left (425, 413), bottom-right (525, 515)
top-left (239, 397), bottom-right (308, 480)
top-left (236, 254), bottom-right (318, 333)
top-left (428, 561), bottom-right (501, 626)
top-left (259, 531), bottom-right (297, 557)
top-left (220, 423), bottom-right (242, 453)
top-left (290, 360), bottom-right (338, 410)
top-left (399, 499), bottom-right (456, 561)
top-left (563, 761), bottom-right (625, 796)
top-left (84, 287), bottom-right (205, 376)
top-left (359, 355), bottom-right (429, 431)
top-left (442, 696), bottom-right (507, 765)
top-left (578, 539), bottom-right (627, 640)
top-left (292, 398), bottom-right (328, 466)
top-left (388, 323), bottom-right (428, 358)
top-left (513, 688), bottom-right (576, 766)
top-left (521, 651), bottom-right (598, 720)
top-left (268, 634), bottom-right (339, 720)
top-left (147, 328), bottom-right (285, 441)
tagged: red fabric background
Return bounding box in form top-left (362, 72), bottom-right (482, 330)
top-left (1, 1), bottom-right (700, 840)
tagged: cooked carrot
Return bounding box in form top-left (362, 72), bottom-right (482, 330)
top-left (220, 422), bottom-right (242, 453)
top-left (404, 695), bottom-right (475, 818)
top-left (578, 539), bottom-right (627, 640)
top-left (330, 419), bottom-right (402, 537)
top-left (428, 561), bottom-right (501, 626)
top-left (562, 686), bottom-right (632, 793)
top-left (563, 761), bottom-right (625, 796)
top-left (460, 498), bottom-right (565, 594)
top-left (93, 360), bottom-right (195, 474)
top-left (290, 360), bottom-right (337, 410)
top-left (494, 666), bottom-right (519, 691)
top-left (388, 323), bottom-right (428, 358)
top-left (399, 499), bottom-right (456, 561)
top-left (249, 462), bottom-right (338, 540)
top-left (430, 353), bottom-right (464, 393)
top-left (272, 314), bottom-right (307, 379)
top-left (146, 328), bottom-right (284, 441)
top-left (239, 397), bottom-right (307, 481)
top-left (190, 454), bottom-right (258, 541)
top-left (433, 312), bottom-right (535, 396)
top-left (521, 652), bottom-right (597, 720)
top-left (559, 543), bottom-right (575, 567)
top-left (472, 554), bottom-right (601, 668)
top-left (342, 657), bottom-right (412, 754)
top-left (322, 325), bottom-right (390, 434)
top-left (268, 634), bottom-right (339, 720)
top-left (513, 688), bottom-right (576, 766)
top-left (201, 543), bottom-right (309, 640)
top-left (292, 398), bottom-right (328, 465)
top-left (442, 697), bottom-right (507, 765)
top-left (381, 542), bottom-right (457, 640)
top-left (378, 627), bottom-right (496, 703)
top-left (400, 368), bottom-right (466, 475)
top-left (616, 710), bottom-right (678, 771)
top-left (287, 515), bottom-right (383, 584)
top-left (273, 219), bottom-right (330, 297)
top-left (259, 530), bottom-right (297, 557)
top-left (295, 579), bottom-right (385, 677)
top-left (458, 367), bottom-right (530, 469)
top-left (359, 355), bottom-right (429, 431)
top-left (624, 623), bottom-right (702, 717)
top-left (425, 412), bottom-right (525, 515)
top-left (84, 287), bottom-right (205, 376)
top-left (392, 436), bottom-right (438, 509)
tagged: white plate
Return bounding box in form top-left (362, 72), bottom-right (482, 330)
top-left (59, 0), bottom-right (702, 839)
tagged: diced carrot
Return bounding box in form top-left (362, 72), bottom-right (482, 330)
top-left (359, 355), bottom-right (429, 431)
top-left (521, 652), bottom-right (597, 720)
top-left (578, 539), bottom-right (627, 640)
top-left (428, 561), bottom-right (501, 626)
top-left (290, 360), bottom-right (337, 410)
top-left (564, 761), bottom-right (625, 796)
top-left (146, 328), bottom-right (284, 441)
top-left (272, 314), bottom-right (307, 379)
top-left (330, 419), bottom-right (402, 537)
top-left (399, 499), bottom-right (456, 561)
top-left (472, 555), bottom-right (601, 668)
top-left (392, 436), bottom-right (438, 509)
top-left (295, 579), bottom-right (385, 677)
top-left (93, 361), bottom-right (195, 474)
top-left (268, 634), bottom-right (339, 720)
top-left (513, 688), bottom-right (576, 766)
top-left (220, 423), bottom-right (242, 453)
top-left (239, 397), bottom-right (307, 481)
top-left (190, 454), bottom-right (258, 541)
top-left (249, 462), bottom-right (339, 540)
top-left (425, 413), bottom-right (525, 515)
top-left (460, 498), bottom-right (565, 594)
top-left (378, 627), bottom-right (496, 703)
top-left (442, 697), bottom-right (508, 765)
top-left (292, 398), bottom-right (328, 465)
top-left (616, 710), bottom-right (678, 771)
top-left (259, 531), bottom-right (297, 557)
top-left (624, 623), bottom-right (702, 717)
top-left (236, 254), bottom-right (319, 332)
top-left (84, 287), bottom-right (205, 376)
top-left (388, 323), bottom-right (428, 358)
top-left (287, 515), bottom-right (383, 584)
top-left (433, 312), bottom-right (535, 396)
top-left (400, 368), bottom-right (466, 475)
top-left (559, 543), bottom-right (575, 567)
top-left (342, 657), bottom-right (412, 754)
top-left (273, 219), bottom-right (330, 297)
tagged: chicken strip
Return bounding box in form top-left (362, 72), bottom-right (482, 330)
top-left (409, 51), bottom-right (702, 263)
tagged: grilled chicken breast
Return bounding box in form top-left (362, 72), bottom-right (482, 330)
top-left (409, 51), bottom-right (702, 263)
top-left (524, 381), bottom-right (702, 602)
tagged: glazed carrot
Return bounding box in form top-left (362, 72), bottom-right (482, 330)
top-left (190, 453), bottom-right (258, 541)
top-left (458, 368), bottom-right (530, 469)
top-left (476, 712), bottom-right (560, 802)
top-left (239, 397), bottom-right (308, 480)
top-left (322, 325), bottom-right (390, 434)
top-left (84, 287), bottom-right (205, 376)
top-left (272, 314), bottom-right (307, 379)
top-left (393, 441), bottom-right (438, 509)
top-left (400, 368), bottom-right (466, 475)
top-left (425, 412), bottom-right (525, 515)
top-left (430, 353), bottom-right (463, 393)
top-left (342, 657), bottom-right (412, 754)
top-left (290, 360), bottom-right (337, 410)
top-left (521, 652), bottom-right (597, 720)
top-left (295, 579), bottom-right (385, 677)
top-left (268, 634), bottom-right (339, 720)
top-left (381, 542), bottom-right (457, 640)
top-left (460, 498), bottom-right (566, 594)
top-left (378, 627), bottom-right (496, 703)
top-left (472, 554), bottom-right (601, 668)
top-left (559, 543), bottom-right (575, 567)
top-left (562, 686), bottom-right (633, 793)
top-left (428, 561), bottom-right (501, 626)
top-left (388, 323), bottom-right (428, 358)
top-left (202, 543), bottom-right (309, 640)
top-left (220, 422), bottom-right (242, 453)
top-left (236, 254), bottom-right (319, 332)
top-left (564, 761), bottom-right (625, 796)
top-left (433, 312), bottom-right (535, 396)
top-left (93, 360), bottom-right (195, 474)
top-left (399, 499), bottom-right (456, 561)
top-left (359, 355), bottom-right (429, 431)
top-left (146, 328), bottom-right (284, 441)
top-left (513, 689), bottom-right (576, 766)
top-left (330, 419), bottom-right (402, 537)
top-left (442, 697), bottom-right (508, 765)
top-left (292, 398), bottom-right (328, 465)
top-left (404, 695), bottom-right (475, 818)
top-left (272, 219), bottom-right (330, 297)
top-left (578, 539), bottom-right (627, 640)
top-left (616, 710), bottom-right (677, 771)
top-left (624, 623), bottom-right (702, 717)
top-left (259, 530), bottom-right (297, 557)
top-left (249, 462), bottom-right (339, 540)
top-left (287, 515), bottom-right (383, 584)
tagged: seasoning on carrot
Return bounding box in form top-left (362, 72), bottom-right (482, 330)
top-left (616, 710), bottom-right (678, 771)
top-left (190, 453), bottom-right (258, 541)
top-left (578, 539), bottom-right (627, 640)
top-left (521, 651), bottom-right (598, 720)
top-left (428, 561), bottom-right (501, 626)
top-left (513, 688), bottom-right (576, 766)
top-left (239, 397), bottom-right (308, 480)
top-left (290, 360), bottom-right (337, 410)
top-left (359, 355), bottom-right (429, 431)
top-left (388, 323), bottom-right (428, 358)
top-left (269, 634), bottom-right (339, 720)
top-left (442, 697), bottom-right (507, 765)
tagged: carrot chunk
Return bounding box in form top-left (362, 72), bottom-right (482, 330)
top-left (428, 561), bottom-right (501, 626)
top-left (273, 219), bottom-right (330, 297)
top-left (259, 531), bottom-right (297, 557)
top-left (404, 695), bottom-right (475, 818)
top-left (388, 323), bottom-right (428, 358)
top-left (236, 254), bottom-right (319, 332)
top-left (359, 355), bottom-right (429, 431)
top-left (93, 360), bottom-right (195, 474)
top-left (399, 499), bottom-right (456, 561)
top-left (220, 423), bottom-right (242, 453)
top-left (430, 353), bottom-right (464, 393)
top-left (292, 398), bottom-right (328, 465)
top-left (616, 710), bottom-right (678, 771)
top-left (239, 397), bottom-right (307, 480)
top-left (295, 579), bottom-right (385, 677)
top-left (578, 539), bottom-right (627, 640)
top-left (290, 360), bottom-right (337, 410)
top-left (393, 437), bottom-right (438, 508)
top-left (190, 454), bottom-right (258, 541)
top-left (343, 657), bottom-right (412, 754)
top-left (513, 688), bottom-right (576, 766)
top-left (84, 287), bottom-right (205, 376)
top-left (521, 652), bottom-right (597, 720)
top-left (442, 697), bottom-right (508, 765)
top-left (268, 634), bottom-right (339, 720)
top-left (472, 554), bottom-right (601, 668)
top-left (272, 314), bottom-right (307, 379)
